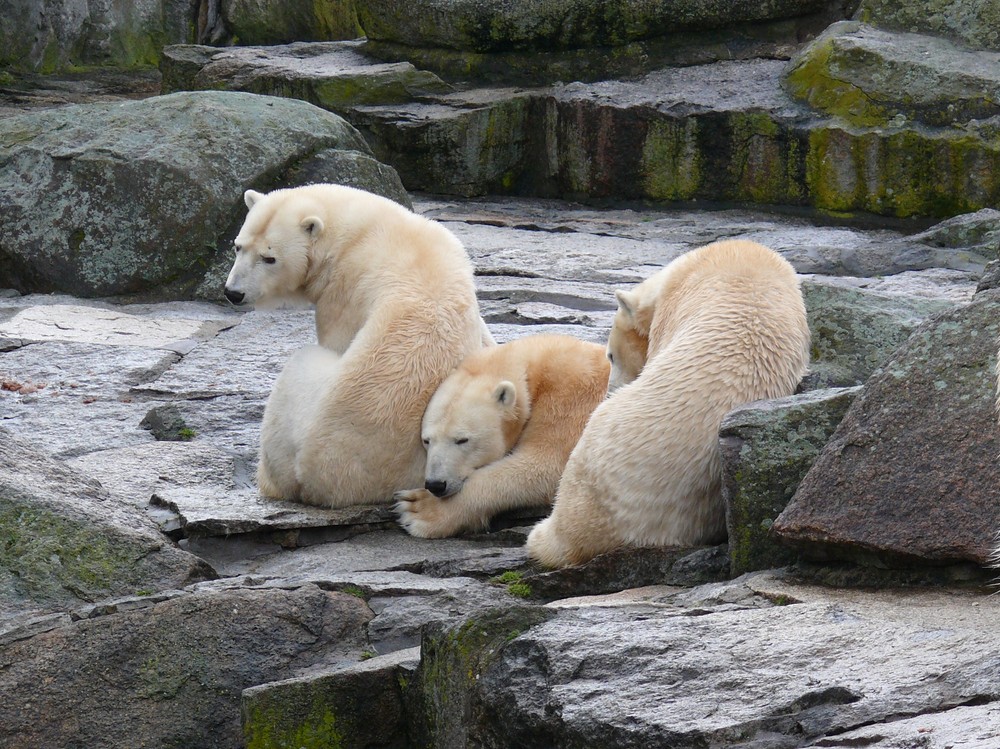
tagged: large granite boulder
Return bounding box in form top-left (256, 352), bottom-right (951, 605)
top-left (0, 90), bottom-right (409, 301)
top-left (855, 0), bottom-right (1000, 51)
top-left (720, 387), bottom-right (860, 576)
top-left (0, 583), bottom-right (373, 749)
top-left (773, 289), bottom-right (1000, 567)
top-left (0, 428), bottom-right (213, 621)
top-left (0, 0), bottom-right (193, 73)
top-left (784, 21), bottom-right (1000, 127)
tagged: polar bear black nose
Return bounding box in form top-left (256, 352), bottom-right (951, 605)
top-left (425, 479), bottom-right (448, 497)
top-left (224, 288), bottom-right (245, 305)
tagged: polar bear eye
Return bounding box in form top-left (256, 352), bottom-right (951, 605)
top-left (607, 352), bottom-right (614, 364)
top-left (232, 245), bottom-right (240, 255)
top-left (261, 256), bottom-right (276, 265)
top-left (422, 437), bottom-right (429, 446)
top-left (455, 438), bottom-right (469, 445)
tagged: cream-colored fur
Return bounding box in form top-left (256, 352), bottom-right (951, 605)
top-left (527, 239), bottom-right (811, 568)
top-left (606, 267), bottom-right (669, 392)
top-left (228, 184), bottom-right (486, 506)
top-left (395, 334), bottom-right (610, 537)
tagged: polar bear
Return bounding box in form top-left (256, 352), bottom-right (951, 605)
top-left (527, 239), bottom-right (810, 568)
top-left (225, 184), bottom-right (487, 506)
top-left (606, 267), bottom-right (670, 392)
top-left (394, 334), bottom-right (610, 537)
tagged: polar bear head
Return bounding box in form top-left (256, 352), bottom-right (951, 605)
top-left (606, 268), bottom-right (669, 392)
top-left (223, 188), bottom-right (324, 307)
top-left (419, 369), bottom-right (528, 497)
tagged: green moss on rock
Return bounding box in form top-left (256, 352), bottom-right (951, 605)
top-left (244, 695), bottom-right (344, 749)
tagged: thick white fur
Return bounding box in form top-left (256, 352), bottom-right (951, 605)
top-left (527, 239), bottom-right (811, 568)
top-left (394, 335), bottom-right (610, 537)
top-left (232, 184), bottom-right (486, 506)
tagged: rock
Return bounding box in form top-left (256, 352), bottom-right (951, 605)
top-left (0, 428), bottom-right (213, 621)
top-left (801, 280), bottom-right (956, 389)
top-left (0, 584), bottom-right (373, 749)
top-left (773, 290), bottom-right (1000, 567)
top-left (855, 0), bottom-right (1000, 52)
top-left (417, 577), bottom-right (1000, 747)
top-left (242, 647), bottom-right (419, 749)
top-left (0, 0), bottom-right (193, 73)
top-left (720, 387), bottom-right (860, 576)
top-left (0, 91), bottom-right (405, 300)
top-left (220, 0), bottom-right (362, 45)
top-left (159, 41), bottom-right (453, 114)
top-left (354, 0), bottom-right (840, 53)
top-left (350, 61), bottom-right (1000, 217)
top-left (977, 259), bottom-right (1000, 293)
top-left (784, 22), bottom-right (1000, 127)
top-left (803, 702), bottom-right (1000, 747)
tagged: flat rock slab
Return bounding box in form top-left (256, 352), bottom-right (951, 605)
top-left (425, 577), bottom-right (1000, 747)
top-left (774, 289), bottom-right (1000, 566)
top-left (161, 41), bottom-right (452, 111)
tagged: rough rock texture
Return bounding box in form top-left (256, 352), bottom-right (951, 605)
top-left (774, 290), bottom-right (1000, 567)
top-left (855, 0), bottom-right (1000, 51)
top-left (0, 428), bottom-right (213, 622)
top-left (801, 281), bottom-right (956, 388)
top-left (160, 41), bottom-right (453, 113)
top-left (0, 0), bottom-right (194, 72)
top-left (0, 90), bottom-right (407, 300)
top-left (720, 387), bottom-right (860, 576)
top-left (221, 0), bottom-right (362, 45)
top-left (0, 584), bottom-right (373, 749)
top-left (355, 0), bottom-right (839, 52)
top-left (419, 576), bottom-right (1000, 748)
top-left (785, 21), bottom-right (1000, 127)
top-left (162, 40), bottom-right (1000, 218)
top-left (241, 647), bottom-right (419, 749)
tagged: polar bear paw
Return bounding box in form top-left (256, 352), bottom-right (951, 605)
top-left (394, 488), bottom-right (463, 538)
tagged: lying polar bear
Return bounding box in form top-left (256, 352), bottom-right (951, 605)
top-left (395, 334), bottom-right (610, 537)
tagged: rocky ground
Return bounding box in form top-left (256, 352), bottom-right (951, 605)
top-left (3, 194), bottom-right (1000, 747)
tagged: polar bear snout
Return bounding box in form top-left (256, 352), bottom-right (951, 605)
top-left (424, 479), bottom-right (450, 497)
top-left (224, 287), bottom-right (246, 305)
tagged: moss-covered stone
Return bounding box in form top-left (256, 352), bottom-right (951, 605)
top-left (222, 0), bottom-right (363, 46)
top-left (419, 606), bottom-right (554, 746)
top-left (721, 387), bottom-right (859, 576)
top-left (786, 22), bottom-right (1000, 129)
top-left (855, 0), bottom-right (1000, 52)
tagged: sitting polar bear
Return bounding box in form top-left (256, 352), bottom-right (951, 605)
top-left (527, 239), bottom-right (811, 568)
top-left (225, 184), bottom-right (488, 506)
top-left (394, 334), bottom-right (610, 538)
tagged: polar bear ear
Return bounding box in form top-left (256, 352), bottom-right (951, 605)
top-left (494, 381), bottom-right (517, 409)
top-left (301, 216), bottom-right (324, 237)
top-left (244, 189), bottom-right (265, 209)
top-left (615, 289), bottom-right (637, 319)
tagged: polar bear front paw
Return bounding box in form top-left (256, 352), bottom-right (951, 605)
top-left (393, 488), bottom-right (461, 539)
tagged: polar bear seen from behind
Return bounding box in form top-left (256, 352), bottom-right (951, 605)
top-left (395, 334), bottom-right (610, 537)
top-left (225, 184), bottom-right (487, 506)
top-left (527, 239), bottom-right (810, 568)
